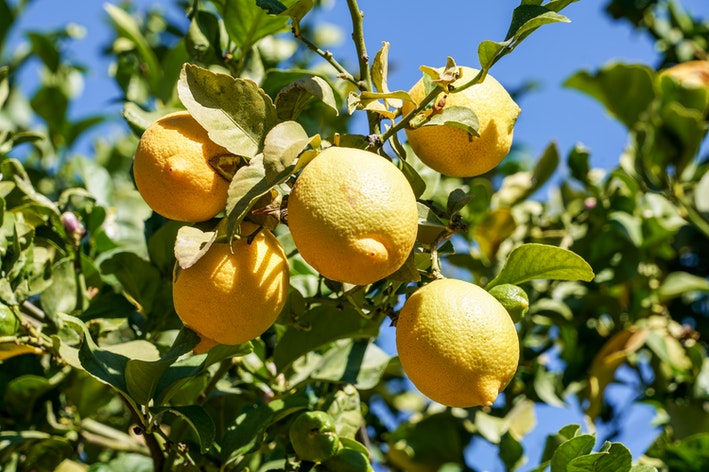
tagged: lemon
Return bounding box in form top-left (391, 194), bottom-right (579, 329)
top-left (172, 222), bottom-right (289, 353)
top-left (133, 111), bottom-right (232, 222)
top-left (286, 146), bottom-right (419, 286)
top-left (289, 411), bottom-right (340, 463)
top-left (402, 66), bottom-right (521, 177)
top-left (395, 278), bottom-right (520, 407)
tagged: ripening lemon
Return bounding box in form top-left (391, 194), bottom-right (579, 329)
top-left (172, 222), bottom-right (289, 353)
top-left (133, 111), bottom-right (232, 222)
top-left (402, 66), bottom-right (521, 177)
top-left (286, 146), bottom-right (419, 286)
top-left (395, 278), bottom-right (520, 408)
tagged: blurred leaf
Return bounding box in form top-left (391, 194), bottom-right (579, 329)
top-left (534, 369), bottom-right (566, 407)
top-left (499, 432), bottom-right (525, 471)
top-left (568, 144), bottom-right (591, 184)
top-left (487, 243), bottom-right (595, 288)
top-left (210, 0), bottom-right (290, 49)
top-left (586, 328), bottom-right (648, 419)
top-left (475, 207), bottom-right (516, 261)
top-left (565, 63), bottom-right (655, 129)
top-left (609, 211), bottom-right (643, 246)
top-left (41, 258), bottom-right (78, 318)
top-left (177, 63), bottom-right (278, 158)
top-left (105, 4), bottom-right (161, 94)
top-left (3, 375), bottom-right (53, 419)
top-left (275, 75), bottom-right (338, 121)
top-left (658, 271), bottom-right (709, 301)
top-left (154, 405), bottom-right (215, 453)
top-left (273, 305), bottom-right (381, 371)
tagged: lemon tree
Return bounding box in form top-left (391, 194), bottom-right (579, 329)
top-left (1, 1), bottom-right (708, 471)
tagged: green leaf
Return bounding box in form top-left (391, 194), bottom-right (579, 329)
top-left (499, 432), bottom-right (525, 472)
top-left (104, 4), bottom-right (161, 94)
top-left (550, 434), bottom-right (596, 472)
top-left (325, 384), bottom-right (364, 439)
top-left (421, 106), bottom-right (479, 137)
top-left (564, 63), bottom-right (655, 130)
top-left (124, 328), bottom-right (201, 406)
top-left (224, 154), bottom-right (287, 238)
top-left (154, 405), bottom-right (215, 453)
top-left (210, 0), bottom-right (290, 49)
top-left (567, 442), bottom-right (632, 472)
top-left (273, 305), bottom-right (381, 371)
top-left (275, 75), bottom-right (338, 121)
top-left (177, 63), bottom-right (278, 159)
top-left (609, 211), bottom-right (643, 247)
top-left (310, 340), bottom-right (391, 390)
top-left (41, 258), bottom-right (78, 317)
top-left (3, 375), bottom-right (53, 419)
top-left (99, 252), bottom-right (162, 316)
top-left (658, 271), bottom-right (709, 301)
top-left (487, 243), bottom-right (595, 288)
top-left (222, 403), bottom-right (275, 462)
top-left (0, 66), bottom-right (9, 109)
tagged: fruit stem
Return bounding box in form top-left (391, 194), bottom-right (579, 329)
top-left (430, 215), bottom-right (467, 280)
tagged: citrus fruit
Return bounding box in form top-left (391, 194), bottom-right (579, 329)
top-left (660, 60), bottom-right (709, 89)
top-left (289, 411), bottom-right (340, 463)
top-left (172, 222), bottom-right (289, 353)
top-left (133, 110), bottom-right (232, 222)
top-left (286, 146), bottom-right (419, 286)
top-left (395, 278), bottom-right (520, 408)
top-left (488, 283), bottom-right (529, 323)
top-left (402, 66), bottom-right (521, 177)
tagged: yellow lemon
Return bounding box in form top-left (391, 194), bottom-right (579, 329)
top-left (133, 111), bottom-right (232, 222)
top-left (172, 222), bottom-right (289, 353)
top-left (286, 146), bottom-right (419, 286)
top-left (395, 278), bottom-right (519, 408)
top-left (402, 66), bottom-right (521, 177)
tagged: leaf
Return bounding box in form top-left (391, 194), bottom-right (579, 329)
top-left (478, 2), bottom-right (574, 72)
top-left (658, 271), bottom-right (709, 301)
top-left (222, 404), bottom-right (275, 462)
top-left (177, 63), bottom-right (278, 159)
top-left (567, 442), bottom-right (632, 472)
top-left (275, 75), bottom-right (338, 121)
top-left (487, 243), bottom-right (595, 288)
top-left (586, 327), bottom-right (648, 419)
top-left (262, 120), bottom-right (318, 179)
top-left (224, 154), bottom-right (291, 239)
top-left (474, 207), bottom-right (517, 261)
top-left (99, 252), bottom-right (162, 315)
top-left (564, 63), bottom-right (655, 130)
top-left (609, 211), bottom-right (643, 247)
top-left (273, 305), bottom-right (381, 371)
top-left (311, 340), bottom-right (391, 390)
top-left (325, 385), bottom-right (364, 439)
top-left (421, 106), bottom-right (479, 137)
top-left (154, 405), bottom-right (215, 453)
top-left (174, 226), bottom-right (217, 270)
top-left (124, 328), bottom-right (201, 406)
top-left (3, 375), bottom-right (53, 419)
top-left (104, 4), bottom-right (161, 94)
top-left (495, 143), bottom-right (560, 206)
top-left (550, 434), bottom-right (597, 472)
top-left (210, 0), bottom-right (290, 49)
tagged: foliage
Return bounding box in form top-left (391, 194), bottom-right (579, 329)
top-left (0, 0), bottom-right (707, 471)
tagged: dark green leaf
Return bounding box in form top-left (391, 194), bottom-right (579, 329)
top-left (550, 434), bottom-right (596, 472)
top-left (154, 405), bottom-right (215, 453)
top-left (3, 375), bottom-right (53, 419)
top-left (499, 432), bottom-right (525, 472)
top-left (567, 442), bottom-right (632, 472)
top-left (99, 252), bottom-right (162, 316)
top-left (273, 305), bottom-right (381, 371)
top-left (177, 63), bottom-right (278, 158)
top-left (310, 340), bottom-right (391, 389)
top-left (487, 243), bottom-right (595, 288)
top-left (222, 404), bottom-right (275, 462)
top-left (256, 0), bottom-right (288, 15)
top-left (210, 0), bottom-right (290, 49)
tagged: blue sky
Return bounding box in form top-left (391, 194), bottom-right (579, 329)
top-left (6, 1), bottom-right (709, 470)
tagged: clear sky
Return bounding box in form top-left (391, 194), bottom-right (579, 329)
top-left (6, 1), bottom-right (709, 470)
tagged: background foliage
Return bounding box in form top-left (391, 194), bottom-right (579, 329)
top-left (0, 0), bottom-right (708, 471)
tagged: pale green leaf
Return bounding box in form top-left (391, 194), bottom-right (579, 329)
top-left (421, 106), bottom-right (480, 137)
top-left (275, 75), bottom-right (338, 121)
top-left (658, 271), bottom-right (709, 301)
